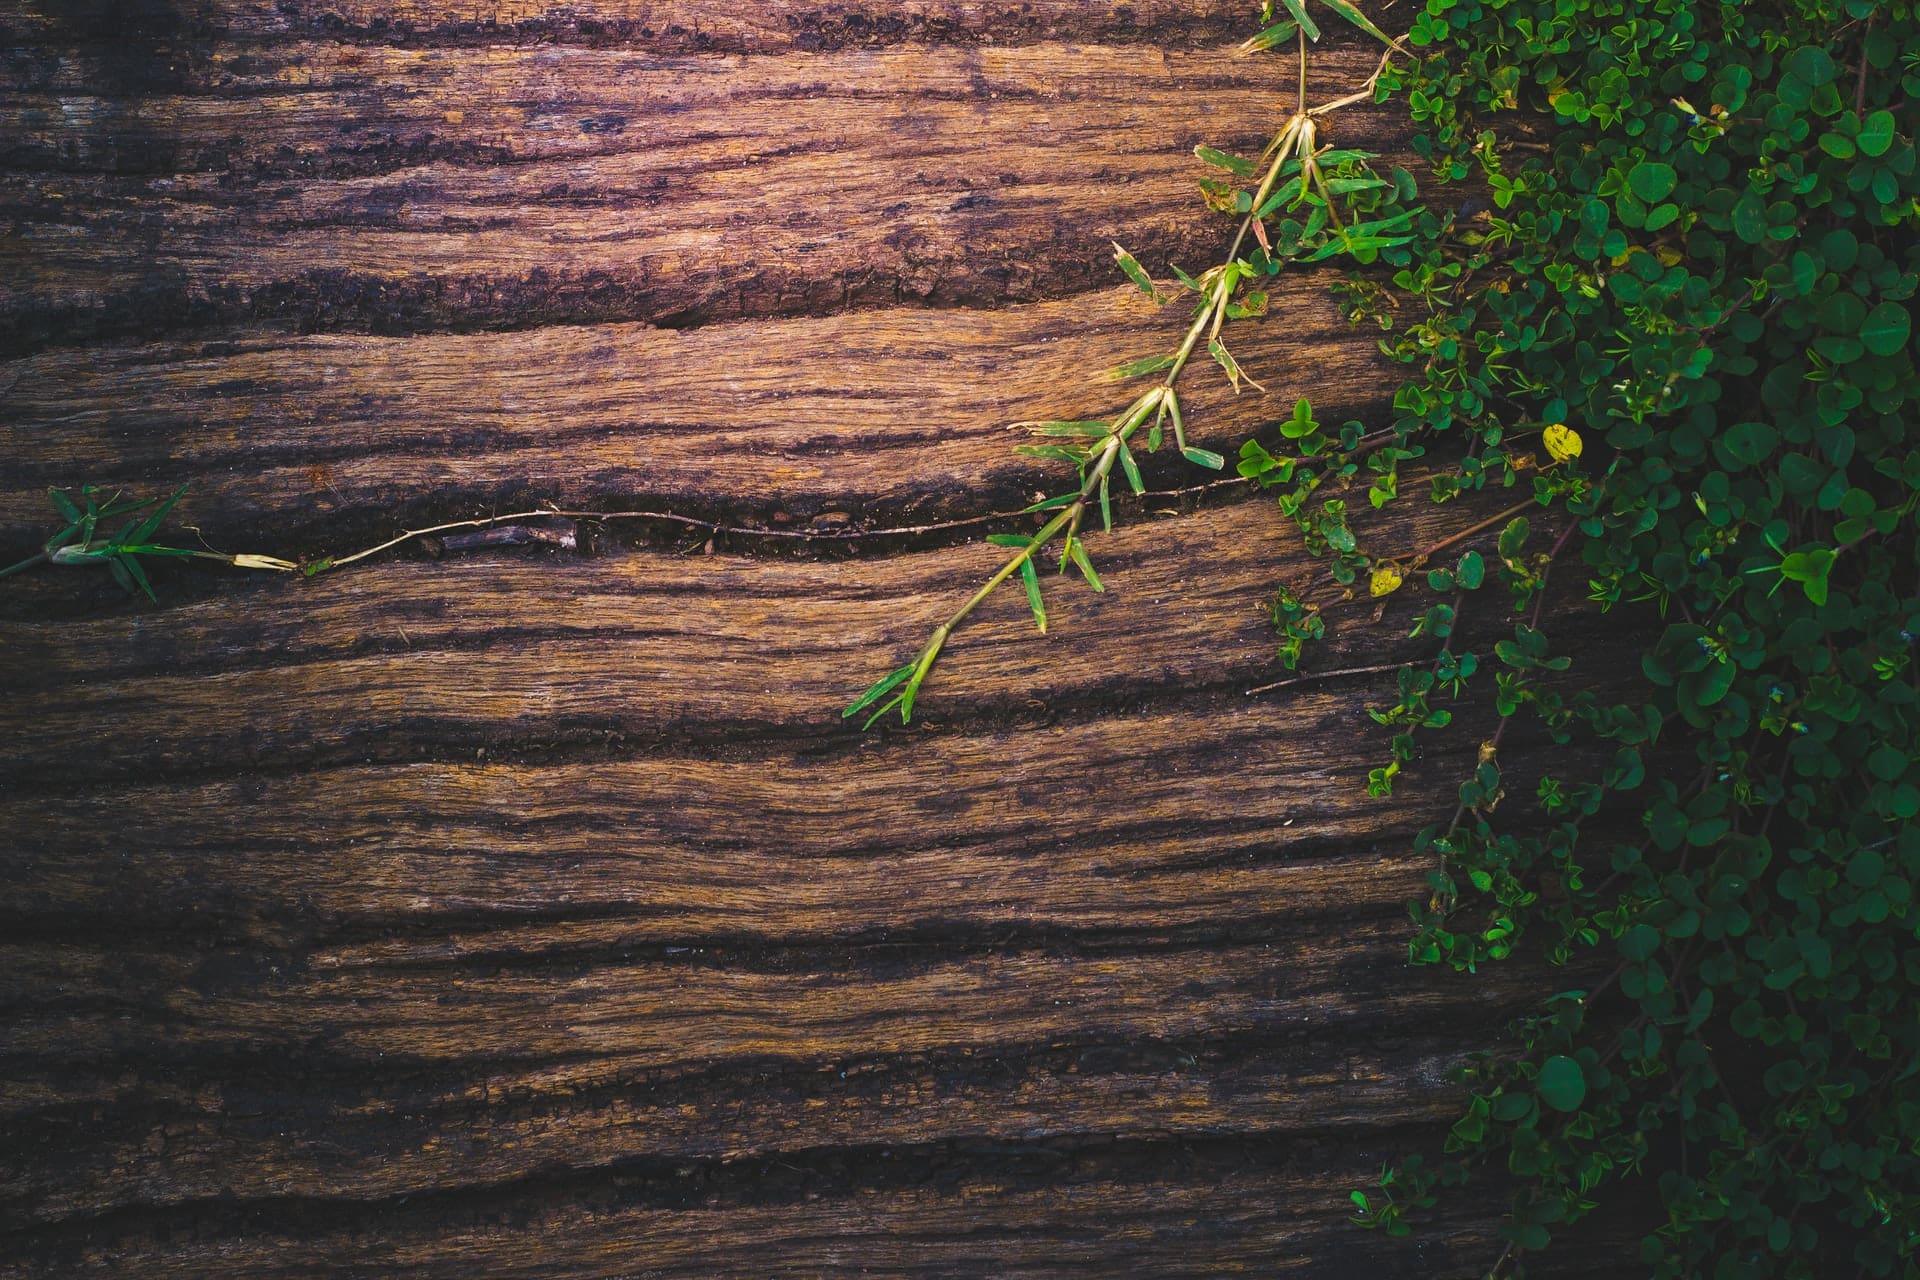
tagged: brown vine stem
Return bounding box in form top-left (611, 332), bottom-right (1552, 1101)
top-left (1245, 660), bottom-right (1410, 696)
top-left (1407, 497), bottom-right (1538, 570)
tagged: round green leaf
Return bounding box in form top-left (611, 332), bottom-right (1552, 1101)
top-left (1819, 292), bottom-right (1866, 334)
top-left (1858, 109), bottom-right (1896, 157)
top-left (1618, 922), bottom-right (1661, 961)
top-left (1786, 46), bottom-right (1837, 86)
top-left (1819, 132), bottom-right (1855, 159)
top-left (1716, 420), bottom-right (1778, 469)
top-left (1860, 302), bottom-right (1911, 357)
top-left (1537, 1055), bottom-right (1587, 1113)
top-left (1628, 161), bottom-right (1677, 202)
top-left (1731, 192), bottom-right (1767, 244)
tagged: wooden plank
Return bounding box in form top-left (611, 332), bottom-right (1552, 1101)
top-left (0, 39), bottom-right (1410, 350)
top-left (0, 284), bottom-right (1390, 549)
top-left (0, 1161), bottom-right (1561, 1280)
top-left (0, 913), bottom-right (1564, 1222)
top-left (6, 0), bottom-right (1263, 52)
top-left (0, 492), bottom-right (1545, 781)
top-left (0, 688), bottom-right (1476, 941)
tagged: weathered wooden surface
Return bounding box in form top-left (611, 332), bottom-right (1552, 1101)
top-left (0, 287), bottom-right (1387, 548)
top-left (0, 2), bottom-right (1637, 1276)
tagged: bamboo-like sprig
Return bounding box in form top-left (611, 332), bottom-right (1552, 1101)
top-left (0, 484), bottom-right (297, 601)
top-left (847, 3), bottom-right (1410, 728)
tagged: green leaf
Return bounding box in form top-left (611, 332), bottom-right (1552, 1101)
top-left (1022, 494), bottom-right (1079, 514)
top-left (1627, 161), bottom-right (1677, 202)
top-left (1098, 472), bottom-right (1113, 533)
top-left (1068, 539), bottom-right (1105, 592)
top-left (1716, 421), bottom-right (1779, 469)
top-left (1279, 0), bottom-right (1321, 42)
top-left (843, 663), bottom-right (916, 720)
top-left (1536, 1055), bottom-right (1587, 1113)
top-left (1619, 923), bottom-right (1660, 961)
top-left (124, 483), bottom-right (189, 548)
top-left (1106, 354), bottom-right (1177, 381)
top-left (1182, 446), bottom-right (1226, 470)
top-left (1317, 0), bottom-right (1394, 45)
top-left (1236, 19), bottom-right (1300, 53)
top-left (106, 556), bottom-right (136, 596)
top-left (1818, 132), bottom-right (1856, 159)
top-left (1498, 516), bottom-right (1530, 561)
top-left (1117, 442), bottom-right (1145, 495)
top-left (48, 487), bottom-right (82, 523)
top-left (1194, 145), bottom-right (1255, 178)
top-left (1024, 420), bottom-right (1113, 437)
top-left (1111, 243), bottom-right (1164, 302)
top-left (1860, 302), bottom-right (1911, 357)
top-left (117, 552), bottom-right (157, 602)
top-left (985, 534), bottom-right (1034, 548)
top-left (1457, 551), bottom-right (1485, 590)
top-left (1020, 557), bottom-right (1047, 633)
top-left (1858, 109), bottom-right (1896, 157)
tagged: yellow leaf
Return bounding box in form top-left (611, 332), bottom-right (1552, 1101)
top-left (1369, 564), bottom-right (1404, 597)
top-left (1543, 423), bottom-right (1583, 464)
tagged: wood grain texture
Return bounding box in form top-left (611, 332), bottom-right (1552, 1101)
top-left (0, 1), bottom-right (1643, 1274)
top-left (0, 36), bottom-right (1408, 352)
top-left (0, 284), bottom-right (1389, 552)
top-left (5, 0), bottom-right (1259, 51)
top-left (0, 491), bottom-right (1539, 781)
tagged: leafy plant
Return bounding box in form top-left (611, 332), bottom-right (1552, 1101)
top-left (845, 0), bottom-right (1415, 726)
top-left (1311, 0), bottom-right (1920, 1274)
top-left (0, 484), bottom-right (296, 598)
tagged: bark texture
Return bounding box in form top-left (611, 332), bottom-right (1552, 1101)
top-left (0, 3), bottom-right (1635, 1276)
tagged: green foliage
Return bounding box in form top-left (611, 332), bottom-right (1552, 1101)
top-left (1310, 0), bottom-right (1920, 1274)
top-left (0, 483), bottom-right (299, 599)
top-left (844, 13), bottom-right (1414, 726)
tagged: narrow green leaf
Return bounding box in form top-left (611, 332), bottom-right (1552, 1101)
top-left (1280, 0), bottom-right (1321, 42)
top-left (1235, 18), bottom-right (1298, 53)
top-left (1117, 442), bottom-right (1145, 495)
top-left (1069, 539), bottom-right (1105, 592)
top-left (1182, 446), bottom-right (1227, 470)
top-left (1105, 353), bottom-right (1177, 381)
top-left (843, 662), bottom-right (916, 719)
top-left (861, 690), bottom-right (907, 730)
top-left (1015, 444), bottom-right (1092, 463)
top-left (48, 487), bottom-right (82, 523)
top-left (986, 533), bottom-right (1034, 548)
top-left (1023, 420), bottom-right (1114, 436)
top-left (1316, 0), bottom-right (1394, 44)
top-left (1022, 493), bottom-right (1079, 514)
top-left (1020, 558), bottom-right (1048, 633)
top-left (1194, 145), bottom-right (1256, 178)
top-left (126, 483), bottom-right (189, 548)
top-left (1111, 242), bottom-right (1164, 302)
top-left (117, 552), bottom-right (157, 602)
top-left (1098, 472), bottom-right (1113, 533)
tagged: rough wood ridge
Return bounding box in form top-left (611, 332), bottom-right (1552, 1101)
top-left (0, 2), bottom-right (1638, 1276)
